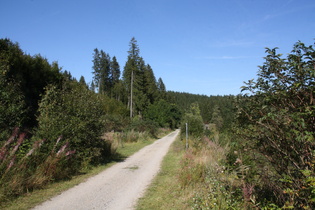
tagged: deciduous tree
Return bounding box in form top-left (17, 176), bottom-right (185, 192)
top-left (238, 40), bottom-right (315, 208)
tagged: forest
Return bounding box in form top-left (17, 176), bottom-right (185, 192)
top-left (0, 37), bottom-right (232, 203)
top-left (1, 37), bottom-right (315, 209)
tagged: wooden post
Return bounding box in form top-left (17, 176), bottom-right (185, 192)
top-left (130, 70), bottom-right (133, 118)
top-left (186, 123), bottom-right (188, 150)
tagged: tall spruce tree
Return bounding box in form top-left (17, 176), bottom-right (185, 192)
top-left (122, 37), bottom-right (163, 117)
top-left (144, 64), bottom-right (158, 104)
top-left (110, 56), bottom-right (120, 97)
top-left (92, 48), bottom-right (111, 94)
top-left (90, 80), bottom-right (96, 92)
top-left (134, 57), bottom-right (149, 115)
top-left (111, 56), bottom-right (120, 85)
top-left (79, 75), bottom-right (87, 88)
top-left (123, 37), bottom-right (141, 118)
top-left (92, 48), bottom-right (101, 90)
top-left (157, 77), bottom-right (166, 100)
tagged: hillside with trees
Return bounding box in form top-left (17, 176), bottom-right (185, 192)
top-left (0, 37), bottom-right (182, 202)
top-left (167, 91), bottom-right (236, 131)
top-left (1, 37), bottom-right (315, 209)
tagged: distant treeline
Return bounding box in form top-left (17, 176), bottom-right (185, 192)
top-left (167, 91), bottom-right (236, 131)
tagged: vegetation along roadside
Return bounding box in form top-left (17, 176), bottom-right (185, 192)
top-left (138, 39), bottom-right (315, 209)
top-left (1, 128), bottom-right (171, 210)
top-left (1, 37), bottom-right (315, 209)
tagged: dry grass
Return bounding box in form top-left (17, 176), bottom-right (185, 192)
top-left (137, 132), bottom-right (244, 209)
top-left (2, 129), bottom-right (172, 210)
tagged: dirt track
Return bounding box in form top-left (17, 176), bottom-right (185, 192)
top-left (33, 130), bottom-right (179, 210)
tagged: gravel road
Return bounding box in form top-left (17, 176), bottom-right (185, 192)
top-left (33, 129), bottom-right (179, 210)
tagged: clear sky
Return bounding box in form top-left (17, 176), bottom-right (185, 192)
top-left (1, 0), bottom-right (314, 95)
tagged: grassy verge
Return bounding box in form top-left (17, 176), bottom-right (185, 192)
top-left (136, 132), bottom-right (244, 210)
top-left (136, 135), bottom-right (192, 210)
top-left (2, 130), bottom-right (171, 210)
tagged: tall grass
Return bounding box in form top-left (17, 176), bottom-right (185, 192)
top-left (188, 136), bottom-right (243, 209)
top-left (137, 130), bottom-right (245, 209)
top-left (2, 128), bottom-right (171, 210)
top-left (0, 127), bottom-right (171, 208)
top-left (0, 128), bottom-right (76, 204)
top-left (103, 128), bottom-right (171, 156)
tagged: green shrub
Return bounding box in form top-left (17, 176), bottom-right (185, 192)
top-left (144, 100), bottom-right (181, 129)
top-left (35, 81), bottom-right (110, 166)
top-left (180, 102), bottom-right (204, 139)
top-left (237, 40), bottom-right (315, 208)
top-left (0, 69), bottom-right (26, 140)
top-left (127, 117), bottom-right (158, 137)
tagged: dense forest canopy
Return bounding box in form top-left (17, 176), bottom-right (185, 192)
top-left (167, 91), bottom-right (236, 131)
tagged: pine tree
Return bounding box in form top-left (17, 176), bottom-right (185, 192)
top-left (144, 64), bottom-right (158, 104)
top-left (92, 48), bottom-right (101, 90)
top-left (211, 105), bottom-right (223, 130)
top-left (90, 80), bottom-right (96, 92)
top-left (111, 56), bottom-right (120, 85)
top-left (133, 57), bottom-right (149, 115)
top-left (157, 77), bottom-right (166, 100)
top-left (92, 48), bottom-right (111, 94)
top-left (99, 50), bottom-right (111, 94)
top-left (110, 56), bottom-right (120, 97)
top-left (79, 75), bottom-right (87, 88)
top-left (123, 37), bottom-right (141, 118)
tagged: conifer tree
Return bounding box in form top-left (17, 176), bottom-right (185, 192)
top-left (134, 57), bottom-right (149, 115)
top-left (144, 64), bottom-right (158, 104)
top-left (79, 75), bottom-right (87, 88)
top-left (157, 77), bottom-right (166, 100)
top-left (90, 80), bottom-right (95, 92)
top-left (92, 48), bottom-right (111, 94)
top-left (111, 56), bottom-right (120, 85)
top-left (92, 48), bottom-right (101, 89)
top-left (123, 37), bottom-right (141, 118)
top-left (110, 56), bottom-right (120, 97)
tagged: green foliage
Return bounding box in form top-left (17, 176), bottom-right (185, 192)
top-left (35, 81), bottom-right (111, 165)
top-left (126, 117), bottom-right (158, 137)
top-left (79, 75), bottom-right (88, 88)
top-left (92, 48), bottom-right (111, 94)
top-left (167, 91), bottom-right (236, 131)
top-left (122, 37), bottom-right (161, 117)
top-left (1, 37), bottom-right (176, 204)
top-left (0, 38), bottom-right (62, 129)
top-left (111, 56), bottom-right (120, 85)
top-left (157, 77), bottom-right (166, 100)
top-left (181, 103), bottom-right (204, 138)
top-left (176, 132), bottom-right (244, 209)
top-left (211, 105), bottom-right (224, 131)
top-left (144, 100), bottom-right (181, 129)
top-left (237, 40), bottom-right (315, 208)
top-left (0, 71), bottom-right (26, 138)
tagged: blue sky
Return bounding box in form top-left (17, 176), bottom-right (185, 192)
top-left (1, 0), bottom-right (314, 95)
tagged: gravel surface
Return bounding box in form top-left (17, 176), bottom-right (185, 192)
top-left (33, 130), bottom-right (179, 210)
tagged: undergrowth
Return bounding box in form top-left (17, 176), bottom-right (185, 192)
top-left (137, 129), bottom-right (245, 210)
top-left (0, 128), bottom-right (170, 209)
